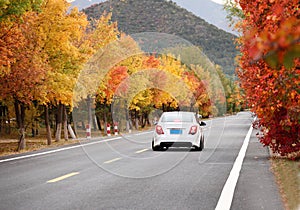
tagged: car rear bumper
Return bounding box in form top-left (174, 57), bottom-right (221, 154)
top-left (159, 142), bottom-right (193, 147)
top-left (153, 135), bottom-right (200, 148)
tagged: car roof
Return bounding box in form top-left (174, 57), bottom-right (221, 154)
top-left (160, 111), bottom-right (196, 122)
top-left (162, 111), bottom-right (195, 115)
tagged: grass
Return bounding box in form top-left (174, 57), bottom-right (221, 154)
top-left (0, 138), bottom-right (81, 157)
top-left (0, 127), bottom-right (130, 156)
top-left (271, 157), bottom-right (300, 210)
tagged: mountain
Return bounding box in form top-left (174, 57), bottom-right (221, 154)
top-left (70, 0), bottom-right (236, 35)
top-left (82, 0), bottom-right (238, 74)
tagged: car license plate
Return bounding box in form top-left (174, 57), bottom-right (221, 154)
top-left (170, 129), bottom-right (182, 135)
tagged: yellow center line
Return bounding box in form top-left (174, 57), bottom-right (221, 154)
top-left (135, 149), bottom-right (149, 154)
top-left (47, 172), bottom-right (79, 183)
top-left (104, 157), bottom-right (122, 164)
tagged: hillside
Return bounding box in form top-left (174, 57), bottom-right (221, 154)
top-left (83, 0), bottom-right (238, 75)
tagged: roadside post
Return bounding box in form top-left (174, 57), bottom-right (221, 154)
top-left (114, 122), bottom-right (119, 136)
top-left (107, 123), bottom-right (111, 136)
top-left (86, 124), bottom-right (91, 139)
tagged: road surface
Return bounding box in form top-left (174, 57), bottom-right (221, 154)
top-left (0, 112), bottom-right (284, 210)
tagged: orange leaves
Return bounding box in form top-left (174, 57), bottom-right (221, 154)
top-left (0, 11), bottom-right (48, 105)
top-left (98, 66), bottom-right (129, 104)
top-left (237, 0), bottom-right (300, 157)
top-left (0, 21), bottom-right (25, 77)
top-left (143, 55), bottom-right (160, 69)
top-left (107, 66), bottom-right (129, 94)
top-left (239, 0), bottom-right (300, 68)
top-left (85, 12), bottom-right (119, 53)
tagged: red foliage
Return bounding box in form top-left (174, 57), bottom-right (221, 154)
top-left (237, 0), bottom-right (300, 157)
top-left (0, 13), bottom-right (47, 104)
top-left (143, 55), bottom-right (160, 69)
top-left (103, 66), bottom-right (129, 100)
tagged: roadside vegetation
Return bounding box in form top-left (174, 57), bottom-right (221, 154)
top-left (225, 0), bottom-right (299, 158)
top-left (0, 0), bottom-right (244, 152)
top-left (226, 0), bottom-right (299, 208)
top-left (271, 158), bottom-right (300, 210)
top-left (0, 0), bottom-right (299, 208)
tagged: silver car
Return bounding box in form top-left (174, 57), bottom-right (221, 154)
top-left (152, 111), bottom-right (206, 151)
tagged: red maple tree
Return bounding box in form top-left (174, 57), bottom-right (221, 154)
top-left (237, 0), bottom-right (300, 158)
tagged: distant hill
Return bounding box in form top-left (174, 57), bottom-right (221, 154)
top-left (70, 0), bottom-right (237, 35)
top-left (82, 0), bottom-right (238, 75)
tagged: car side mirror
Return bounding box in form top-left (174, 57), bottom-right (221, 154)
top-left (199, 121), bottom-right (206, 126)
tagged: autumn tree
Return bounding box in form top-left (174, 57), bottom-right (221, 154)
top-left (233, 0), bottom-right (300, 157)
top-left (0, 11), bottom-right (47, 150)
top-left (0, 0), bottom-right (44, 147)
top-left (0, 0), bottom-right (43, 76)
top-left (32, 0), bottom-right (88, 143)
top-left (0, 0), bottom-right (90, 146)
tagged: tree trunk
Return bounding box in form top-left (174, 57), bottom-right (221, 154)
top-left (63, 105), bottom-right (68, 140)
top-left (0, 105), bottom-right (9, 134)
top-left (135, 110), bottom-right (139, 130)
top-left (55, 103), bottom-right (63, 142)
top-left (96, 115), bottom-right (101, 131)
top-left (6, 106), bottom-right (11, 134)
top-left (87, 95), bottom-right (92, 129)
top-left (14, 100), bottom-right (26, 151)
top-left (145, 112), bottom-right (150, 127)
top-left (103, 112), bottom-right (107, 134)
top-left (18, 127), bottom-right (26, 152)
top-left (73, 119), bottom-right (78, 137)
top-left (141, 113), bottom-right (146, 128)
top-left (45, 104), bottom-right (52, 145)
top-left (125, 105), bottom-right (130, 132)
top-left (93, 116), bottom-right (97, 131)
top-left (0, 105), bottom-right (3, 134)
top-left (31, 124), bottom-right (35, 137)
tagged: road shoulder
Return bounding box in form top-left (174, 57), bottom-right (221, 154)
top-left (231, 129), bottom-right (284, 210)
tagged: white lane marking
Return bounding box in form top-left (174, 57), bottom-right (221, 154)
top-left (134, 131), bottom-right (153, 136)
top-left (215, 121), bottom-right (254, 210)
top-left (135, 149), bottom-right (149, 154)
top-left (104, 157), bottom-right (122, 164)
top-left (47, 172), bottom-right (79, 183)
top-left (0, 137), bottom-right (122, 163)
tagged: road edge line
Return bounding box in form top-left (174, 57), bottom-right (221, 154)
top-left (215, 120), bottom-right (254, 210)
top-left (0, 137), bottom-right (122, 163)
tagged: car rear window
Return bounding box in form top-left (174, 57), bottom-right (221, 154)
top-left (161, 113), bottom-right (194, 122)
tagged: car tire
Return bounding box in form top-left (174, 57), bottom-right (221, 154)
top-left (152, 140), bottom-right (161, 151)
top-left (199, 136), bottom-right (204, 151)
top-left (194, 145), bottom-right (201, 151)
top-left (194, 136), bottom-right (204, 151)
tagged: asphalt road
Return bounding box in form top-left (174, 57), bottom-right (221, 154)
top-left (0, 112), bottom-right (284, 210)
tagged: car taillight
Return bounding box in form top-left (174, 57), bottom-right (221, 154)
top-left (189, 125), bottom-right (197, 135)
top-left (156, 125), bottom-right (164, 135)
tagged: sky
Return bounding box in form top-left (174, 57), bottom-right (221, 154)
top-left (66, 0), bottom-right (227, 5)
top-left (210, 0), bottom-right (225, 5)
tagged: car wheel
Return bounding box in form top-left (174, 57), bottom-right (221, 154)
top-left (194, 145), bottom-right (201, 151)
top-left (194, 136), bottom-right (204, 151)
top-left (199, 136), bottom-right (204, 151)
top-left (152, 140), bottom-right (161, 151)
